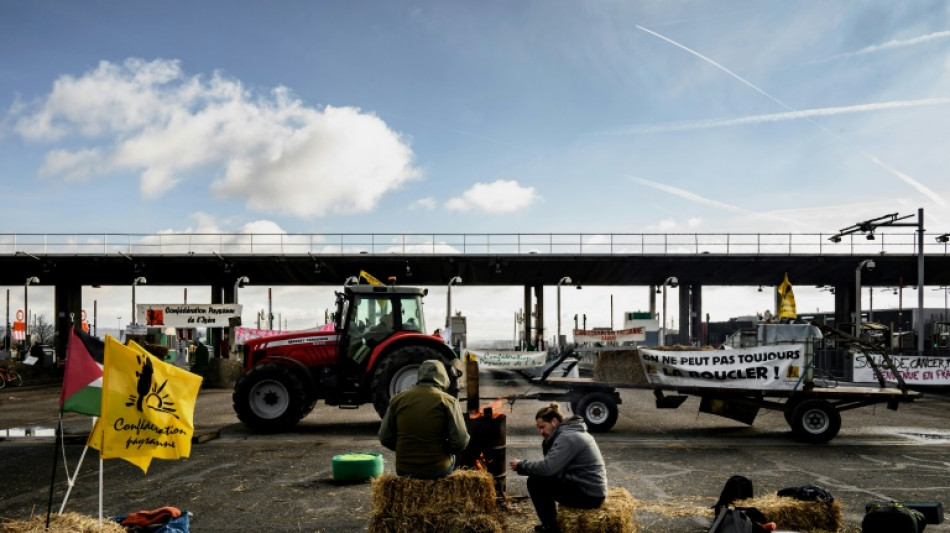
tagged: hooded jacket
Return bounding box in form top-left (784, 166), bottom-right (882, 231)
top-left (378, 360), bottom-right (470, 476)
top-left (515, 415), bottom-right (608, 498)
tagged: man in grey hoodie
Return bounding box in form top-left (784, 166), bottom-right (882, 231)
top-left (378, 359), bottom-right (470, 478)
top-left (509, 402), bottom-right (607, 533)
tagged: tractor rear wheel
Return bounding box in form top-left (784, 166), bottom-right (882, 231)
top-left (233, 363), bottom-right (309, 432)
top-left (371, 346), bottom-right (458, 418)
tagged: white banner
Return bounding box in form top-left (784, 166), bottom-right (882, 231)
top-left (639, 344), bottom-right (806, 390)
top-left (137, 304), bottom-right (243, 328)
top-left (853, 353), bottom-right (950, 385)
top-left (573, 328), bottom-right (645, 344)
top-left (464, 349), bottom-right (549, 370)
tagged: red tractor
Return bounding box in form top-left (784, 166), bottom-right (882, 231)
top-left (232, 283), bottom-right (460, 432)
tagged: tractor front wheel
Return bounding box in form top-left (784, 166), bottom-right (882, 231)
top-left (233, 363), bottom-right (309, 433)
top-left (371, 346), bottom-right (458, 418)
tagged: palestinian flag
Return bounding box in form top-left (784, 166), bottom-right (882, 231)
top-left (59, 325), bottom-right (105, 416)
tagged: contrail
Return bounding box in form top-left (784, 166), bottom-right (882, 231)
top-left (629, 176), bottom-right (823, 231)
top-left (808, 30), bottom-right (950, 65)
top-left (635, 25), bottom-right (946, 207)
top-left (609, 97), bottom-right (950, 134)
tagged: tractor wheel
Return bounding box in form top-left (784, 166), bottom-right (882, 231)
top-left (233, 363), bottom-right (309, 433)
top-left (788, 399), bottom-right (841, 444)
top-left (575, 392), bottom-right (619, 433)
top-left (371, 346), bottom-right (458, 418)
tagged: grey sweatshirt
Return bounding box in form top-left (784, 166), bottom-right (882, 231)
top-left (515, 415), bottom-right (608, 498)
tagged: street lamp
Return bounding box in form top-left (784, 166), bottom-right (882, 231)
top-left (661, 276), bottom-right (678, 347)
top-left (854, 260), bottom-right (875, 338)
top-left (557, 277), bottom-right (573, 349)
top-left (132, 277), bottom-right (147, 325)
top-left (234, 276), bottom-right (250, 304)
top-left (24, 276), bottom-right (39, 349)
top-left (830, 209), bottom-right (925, 353)
top-left (446, 276), bottom-right (462, 328)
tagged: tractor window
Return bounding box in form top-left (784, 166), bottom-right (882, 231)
top-left (351, 296), bottom-right (395, 342)
top-left (400, 297), bottom-right (424, 332)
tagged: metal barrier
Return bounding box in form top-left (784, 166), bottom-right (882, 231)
top-left (1, 231), bottom-right (945, 256)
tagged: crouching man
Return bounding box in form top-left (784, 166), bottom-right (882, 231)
top-left (378, 359), bottom-right (470, 478)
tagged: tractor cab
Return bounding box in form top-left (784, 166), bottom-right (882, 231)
top-left (336, 284), bottom-right (428, 365)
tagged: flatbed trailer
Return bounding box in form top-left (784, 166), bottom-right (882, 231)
top-left (519, 376), bottom-right (920, 443)
top-left (511, 323), bottom-right (923, 443)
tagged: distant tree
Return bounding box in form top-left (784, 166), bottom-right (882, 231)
top-left (34, 315), bottom-right (55, 345)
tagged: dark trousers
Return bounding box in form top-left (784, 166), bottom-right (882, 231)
top-left (526, 475), bottom-right (605, 529)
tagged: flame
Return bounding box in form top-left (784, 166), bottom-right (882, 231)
top-left (468, 398), bottom-right (506, 419)
top-left (474, 452), bottom-right (487, 471)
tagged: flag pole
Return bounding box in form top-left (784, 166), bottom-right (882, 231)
top-left (58, 417), bottom-right (95, 513)
top-left (99, 455), bottom-right (104, 526)
top-left (44, 414), bottom-right (63, 528)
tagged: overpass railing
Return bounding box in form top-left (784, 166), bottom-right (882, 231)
top-left (1, 232), bottom-right (946, 256)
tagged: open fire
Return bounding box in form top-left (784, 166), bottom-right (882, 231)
top-left (459, 402), bottom-right (507, 496)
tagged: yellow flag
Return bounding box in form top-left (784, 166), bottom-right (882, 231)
top-left (359, 270), bottom-right (388, 312)
top-left (87, 418), bottom-right (152, 472)
top-left (777, 273), bottom-right (797, 320)
top-left (87, 336), bottom-right (202, 474)
top-left (359, 270), bottom-right (383, 286)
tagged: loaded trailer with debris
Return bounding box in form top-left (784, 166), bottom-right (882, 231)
top-left (514, 322), bottom-right (921, 443)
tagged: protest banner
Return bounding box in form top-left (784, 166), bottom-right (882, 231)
top-left (464, 349), bottom-right (549, 370)
top-left (853, 353), bottom-right (950, 385)
top-left (639, 344), bottom-right (806, 390)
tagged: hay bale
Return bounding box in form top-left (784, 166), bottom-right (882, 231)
top-left (368, 514), bottom-right (503, 533)
top-left (558, 487), bottom-right (640, 533)
top-left (735, 493), bottom-right (842, 533)
top-left (2, 512), bottom-right (126, 532)
top-left (371, 470), bottom-right (497, 516)
top-left (593, 350), bottom-right (647, 384)
top-left (369, 470), bottom-right (504, 532)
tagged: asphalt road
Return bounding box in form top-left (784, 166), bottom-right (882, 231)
top-left (3, 374), bottom-right (950, 532)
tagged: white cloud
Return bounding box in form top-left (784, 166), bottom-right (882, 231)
top-left (445, 179), bottom-right (539, 213)
top-left (410, 197), bottom-right (437, 210)
top-left (11, 58), bottom-right (420, 217)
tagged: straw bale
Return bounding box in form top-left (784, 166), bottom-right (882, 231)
top-left (371, 470), bottom-right (497, 517)
top-left (368, 513), bottom-right (503, 533)
top-left (1, 511), bottom-right (126, 532)
top-left (735, 493), bottom-right (842, 533)
top-left (558, 487), bottom-right (640, 533)
top-left (593, 350), bottom-right (647, 384)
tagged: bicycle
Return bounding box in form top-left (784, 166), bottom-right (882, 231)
top-left (0, 366), bottom-right (23, 388)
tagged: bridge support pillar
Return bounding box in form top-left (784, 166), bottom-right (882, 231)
top-left (690, 284), bottom-right (702, 346)
top-left (210, 283), bottom-right (235, 358)
top-left (55, 283), bottom-right (83, 362)
top-left (835, 283), bottom-right (854, 333)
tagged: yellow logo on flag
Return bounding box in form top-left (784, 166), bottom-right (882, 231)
top-left (88, 336), bottom-right (202, 474)
top-left (777, 273), bottom-right (797, 320)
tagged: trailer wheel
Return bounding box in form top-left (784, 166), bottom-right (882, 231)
top-left (789, 399), bottom-right (841, 443)
top-left (576, 392), bottom-right (618, 433)
top-left (233, 363), bottom-right (309, 433)
top-left (371, 346), bottom-right (458, 418)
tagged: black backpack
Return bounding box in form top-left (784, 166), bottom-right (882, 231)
top-left (713, 475), bottom-right (754, 517)
top-left (862, 502), bottom-right (925, 533)
top-left (777, 484), bottom-right (835, 503)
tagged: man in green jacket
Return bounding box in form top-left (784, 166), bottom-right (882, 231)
top-left (378, 359), bottom-right (470, 478)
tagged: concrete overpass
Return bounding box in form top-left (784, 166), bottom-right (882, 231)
top-left (3, 231), bottom-right (950, 357)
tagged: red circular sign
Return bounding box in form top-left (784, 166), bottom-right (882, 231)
top-left (82, 309), bottom-right (88, 322)
top-left (16, 309), bottom-right (24, 321)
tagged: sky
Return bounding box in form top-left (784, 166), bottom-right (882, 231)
top-left (3, 1), bottom-right (950, 344)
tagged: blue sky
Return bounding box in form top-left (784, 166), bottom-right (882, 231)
top-left (3, 1), bottom-right (950, 342)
